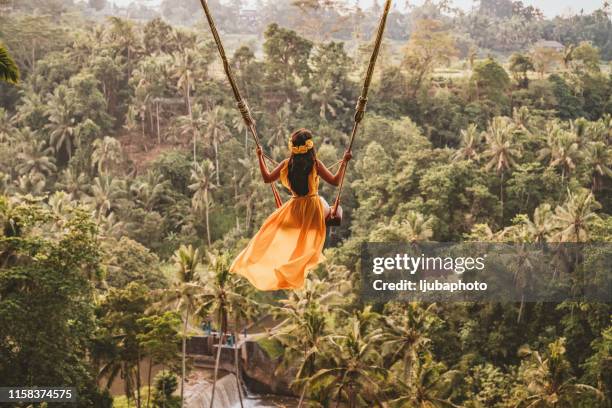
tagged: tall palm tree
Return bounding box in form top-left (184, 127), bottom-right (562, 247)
top-left (203, 106), bottom-right (230, 186)
top-left (15, 172), bottom-right (47, 195)
top-left (514, 339), bottom-right (602, 407)
top-left (0, 43), bottom-right (19, 83)
top-left (105, 17), bottom-right (140, 76)
top-left (232, 113), bottom-right (249, 156)
top-left (539, 123), bottom-right (579, 181)
top-left (391, 356), bottom-right (459, 408)
top-left (189, 160), bottom-right (217, 246)
top-left (553, 189), bottom-right (601, 242)
top-left (0, 108), bottom-right (14, 142)
top-left (381, 302), bottom-right (438, 379)
top-left (309, 317), bottom-right (386, 408)
top-left (584, 142), bottom-right (612, 192)
top-left (452, 124), bottom-right (481, 162)
top-left (268, 101), bottom-right (292, 150)
top-left (311, 78), bottom-right (345, 120)
top-left (177, 103), bottom-right (206, 162)
top-left (57, 168), bottom-right (90, 200)
top-left (166, 245), bottom-right (201, 408)
top-left (86, 175), bottom-right (126, 216)
top-left (130, 170), bottom-right (172, 212)
top-left (45, 86), bottom-right (77, 161)
top-left (14, 87), bottom-right (46, 129)
top-left (401, 211), bottom-right (435, 243)
top-left (171, 49), bottom-right (196, 117)
top-left (196, 251), bottom-right (257, 408)
top-left (523, 203), bottom-right (555, 243)
top-left (92, 136), bottom-right (123, 175)
top-left (16, 140), bottom-right (56, 178)
top-left (274, 300), bottom-right (329, 407)
top-left (483, 116), bottom-right (521, 220)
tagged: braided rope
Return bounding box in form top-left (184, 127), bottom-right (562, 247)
top-left (330, 0), bottom-right (392, 218)
top-left (199, 0), bottom-right (281, 207)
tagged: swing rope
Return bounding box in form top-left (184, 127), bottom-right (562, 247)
top-left (329, 0), bottom-right (391, 219)
top-left (198, 0), bottom-right (282, 208)
top-left (198, 0), bottom-right (391, 215)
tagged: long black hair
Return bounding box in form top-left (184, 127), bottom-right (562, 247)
top-left (288, 128), bottom-right (316, 196)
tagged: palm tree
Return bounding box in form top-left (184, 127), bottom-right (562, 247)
top-left (45, 86), bottom-right (77, 161)
top-left (189, 160), bottom-right (217, 246)
top-left (202, 106), bottom-right (230, 186)
top-left (166, 245), bottom-right (201, 408)
top-left (105, 17), bottom-right (140, 76)
top-left (232, 113), bottom-right (249, 156)
top-left (553, 189), bottom-right (601, 242)
top-left (0, 43), bottom-right (19, 83)
top-left (14, 87), bottom-right (46, 129)
top-left (483, 116), bottom-right (521, 220)
top-left (391, 356), bottom-right (459, 408)
top-left (380, 302), bottom-right (438, 379)
top-left (452, 124), bottom-right (481, 162)
top-left (130, 170), bottom-right (172, 212)
top-left (538, 123), bottom-right (579, 181)
top-left (0, 108), bottom-right (14, 143)
top-left (401, 211), bottom-right (435, 243)
top-left (274, 300), bottom-right (329, 407)
top-left (514, 338), bottom-right (602, 407)
top-left (92, 136), bottom-right (123, 175)
top-left (268, 101), bottom-right (292, 150)
top-left (57, 168), bottom-right (90, 200)
top-left (523, 203), bottom-right (555, 243)
top-left (15, 172), bottom-right (47, 195)
top-left (177, 103), bottom-right (206, 162)
top-left (196, 252), bottom-right (257, 408)
top-left (311, 78), bottom-right (345, 120)
top-left (584, 142), bottom-right (612, 192)
top-left (309, 317), bottom-right (386, 408)
top-left (86, 175), bottom-right (126, 216)
top-left (171, 49), bottom-right (196, 117)
top-left (16, 140), bottom-right (57, 178)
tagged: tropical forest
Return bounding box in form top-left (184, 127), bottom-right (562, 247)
top-left (0, 0), bottom-right (611, 407)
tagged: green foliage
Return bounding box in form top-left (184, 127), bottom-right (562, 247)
top-left (0, 6), bottom-right (611, 407)
top-left (0, 42), bottom-right (19, 83)
top-left (152, 371), bottom-right (181, 408)
top-left (472, 58), bottom-right (511, 105)
top-left (0, 196), bottom-right (103, 405)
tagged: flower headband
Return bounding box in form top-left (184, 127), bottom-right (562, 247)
top-left (288, 138), bottom-right (314, 154)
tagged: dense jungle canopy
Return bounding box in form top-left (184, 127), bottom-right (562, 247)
top-left (0, 0), bottom-right (611, 407)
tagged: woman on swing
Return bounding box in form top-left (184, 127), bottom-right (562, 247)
top-left (230, 128), bottom-right (352, 291)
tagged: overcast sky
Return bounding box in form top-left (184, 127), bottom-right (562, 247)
top-left (112, 0), bottom-right (606, 18)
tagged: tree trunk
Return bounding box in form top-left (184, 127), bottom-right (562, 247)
top-left (209, 333), bottom-right (225, 408)
top-left (205, 197), bottom-right (211, 246)
top-left (214, 137), bottom-right (220, 186)
top-left (500, 171), bottom-right (505, 222)
top-left (186, 73), bottom-right (195, 162)
top-left (334, 386), bottom-right (344, 408)
top-left (156, 101), bottom-right (161, 146)
top-left (297, 386), bottom-right (307, 408)
top-left (146, 357), bottom-right (153, 408)
top-left (233, 330), bottom-right (245, 408)
top-left (136, 349), bottom-right (142, 408)
top-left (181, 304), bottom-right (191, 408)
top-left (517, 293), bottom-right (525, 323)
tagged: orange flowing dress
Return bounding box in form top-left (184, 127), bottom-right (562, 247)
top-left (230, 161), bottom-right (326, 291)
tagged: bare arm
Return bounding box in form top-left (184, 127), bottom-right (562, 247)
top-left (257, 147), bottom-right (285, 183)
top-left (316, 150), bottom-right (353, 187)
